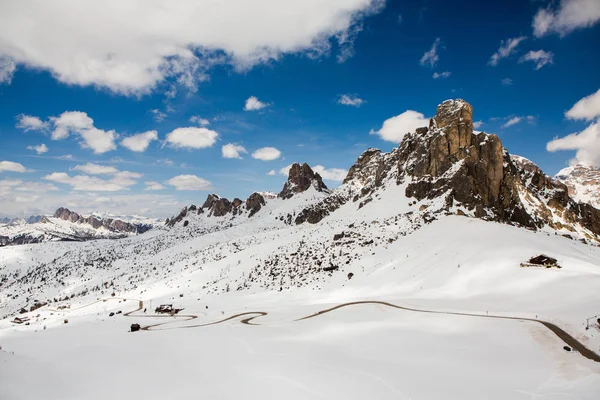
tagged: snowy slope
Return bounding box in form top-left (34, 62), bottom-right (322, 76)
top-left (2, 99), bottom-right (600, 399)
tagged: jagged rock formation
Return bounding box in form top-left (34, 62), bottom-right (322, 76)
top-left (279, 163), bottom-right (328, 199)
top-left (53, 208), bottom-right (139, 234)
top-left (246, 193), bottom-right (266, 217)
top-left (167, 192), bottom-right (268, 226)
top-left (291, 99), bottom-right (600, 242)
top-left (555, 164), bottom-right (600, 209)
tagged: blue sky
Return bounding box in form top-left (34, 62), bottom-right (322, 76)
top-left (0, 0), bottom-right (599, 217)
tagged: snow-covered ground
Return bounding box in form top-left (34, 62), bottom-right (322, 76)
top-left (1, 188), bottom-right (600, 399)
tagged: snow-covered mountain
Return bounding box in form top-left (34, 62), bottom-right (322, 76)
top-left (2, 99), bottom-right (600, 399)
top-left (0, 207), bottom-right (158, 247)
top-left (555, 163), bottom-right (600, 209)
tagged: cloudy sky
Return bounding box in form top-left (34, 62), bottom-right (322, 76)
top-left (1, 0), bottom-right (599, 218)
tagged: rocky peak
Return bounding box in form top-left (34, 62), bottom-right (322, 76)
top-left (202, 194), bottom-right (220, 209)
top-left (246, 193), bottom-right (266, 217)
top-left (555, 164), bottom-right (600, 209)
top-left (279, 163), bottom-right (328, 199)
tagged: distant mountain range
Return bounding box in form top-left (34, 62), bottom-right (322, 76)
top-left (555, 164), bottom-right (600, 209)
top-left (0, 208), bottom-right (163, 247)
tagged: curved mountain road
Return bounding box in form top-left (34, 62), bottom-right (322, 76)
top-left (53, 297), bottom-right (599, 363)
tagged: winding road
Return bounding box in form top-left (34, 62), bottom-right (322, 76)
top-left (51, 297), bottom-right (600, 363)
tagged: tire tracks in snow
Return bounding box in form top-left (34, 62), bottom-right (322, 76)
top-left (67, 297), bottom-right (599, 363)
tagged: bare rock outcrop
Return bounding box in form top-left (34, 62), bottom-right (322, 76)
top-left (279, 163), bottom-right (328, 199)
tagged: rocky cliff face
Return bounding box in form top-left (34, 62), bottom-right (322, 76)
top-left (555, 164), bottom-right (600, 209)
top-left (279, 163), bottom-right (328, 199)
top-left (291, 99), bottom-right (600, 243)
top-left (53, 207), bottom-right (139, 234)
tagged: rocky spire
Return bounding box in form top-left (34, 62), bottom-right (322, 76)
top-left (278, 163), bottom-right (328, 199)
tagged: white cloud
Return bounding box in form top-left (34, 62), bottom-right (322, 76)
top-left (0, 57), bottom-right (15, 84)
top-left (166, 174), bottom-right (212, 191)
top-left (547, 121), bottom-right (600, 166)
top-left (501, 77), bottom-right (513, 86)
top-left (252, 147), bottom-right (281, 161)
top-left (151, 109), bottom-right (167, 122)
top-left (121, 130), bottom-right (158, 152)
top-left (244, 96), bottom-right (270, 111)
top-left (222, 143), bottom-right (247, 159)
top-left (420, 38), bottom-right (441, 68)
top-left (42, 111), bottom-right (118, 154)
top-left (488, 36), bottom-right (527, 66)
top-left (312, 165), bottom-right (348, 181)
top-left (533, 0), bottom-right (600, 37)
top-left (72, 163), bottom-right (119, 175)
top-left (0, 180), bottom-right (59, 194)
top-left (78, 127), bottom-right (118, 154)
top-left (50, 111), bottom-right (94, 140)
top-left (26, 143), bottom-right (48, 154)
top-left (16, 114), bottom-right (48, 132)
top-left (370, 110), bottom-right (429, 143)
top-left (473, 121), bottom-right (484, 129)
top-left (0, 161), bottom-right (27, 173)
top-left (266, 170), bottom-right (276, 176)
top-left (44, 170), bottom-right (142, 192)
top-left (189, 115), bottom-right (210, 126)
top-left (338, 94), bottom-right (365, 107)
top-left (145, 181), bottom-right (166, 191)
top-left (502, 117), bottom-right (522, 128)
top-left (547, 89), bottom-right (600, 166)
top-left (0, 1), bottom-right (384, 95)
top-left (519, 50), bottom-right (554, 70)
top-left (432, 71), bottom-right (451, 79)
top-left (501, 115), bottom-right (536, 128)
top-left (565, 88), bottom-right (600, 121)
top-left (165, 127), bottom-right (219, 149)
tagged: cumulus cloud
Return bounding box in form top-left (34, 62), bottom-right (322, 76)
top-left (145, 181), bottom-right (166, 190)
top-left (16, 114), bottom-right (48, 132)
top-left (165, 127), bottom-right (219, 149)
top-left (44, 170), bottom-right (142, 191)
top-left (473, 121), bottom-right (484, 129)
top-left (0, 1), bottom-right (385, 95)
top-left (420, 38), bottom-right (441, 68)
top-left (547, 121), bottom-right (600, 166)
top-left (151, 109), bottom-right (167, 122)
top-left (0, 161), bottom-right (27, 173)
top-left (501, 78), bottom-right (513, 86)
top-left (312, 165), bottom-right (348, 181)
top-left (25, 110), bottom-right (119, 154)
top-left (488, 36), bottom-right (527, 66)
top-left (370, 110), bottom-right (429, 143)
top-left (72, 163), bottom-right (118, 175)
top-left (432, 71), bottom-right (451, 79)
top-left (519, 50), bottom-right (554, 70)
top-left (252, 147), bottom-right (281, 161)
top-left (222, 143), bottom-right (247, 159)
top-left (189, 115), bottom-right (210, 126)
top-left (533, 0), bottom-right (600, 37)
top-left (547, 89), bottom-right (600, 166)
top-left (244, 96), bottom-right (269, 111)
top-left (121, 130), bottom-right (158, 152)
top-left (338, 94), bottom-right (365, 107)
top-left (565, 88), bottom-right (600, 121)
top-left (266, 170), bottom-right (276, 176)
top-left (166, 174), bottom-right (212, 191)
top-left (26, 143), bottom-right (48, 154)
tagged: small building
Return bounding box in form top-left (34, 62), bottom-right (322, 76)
top-left (520, 254), bottom-right (561, 269)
